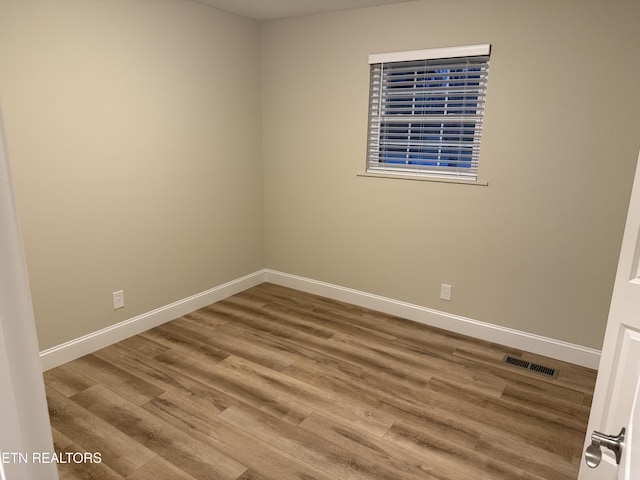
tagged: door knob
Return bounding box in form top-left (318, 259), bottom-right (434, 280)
top-left (584, 427), bottom-right (625, 468)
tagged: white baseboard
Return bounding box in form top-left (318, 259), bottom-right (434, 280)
top-left (40, 268), bottom-right (601, 371)
top-left (39, 270), bottom-right (266, 371)
top-left (264, 269), bottom-right (601, 370)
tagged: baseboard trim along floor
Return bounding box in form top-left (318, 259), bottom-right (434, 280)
top-left (39, 271), bottom-right (265, 371)
top-left (263, 270), bottom-right (601, 370)
top-left (40, 268), bottom-right (601, 371)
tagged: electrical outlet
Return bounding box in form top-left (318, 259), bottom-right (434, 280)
top-left (440, 283), bottom-right (452, 301)
top-left (112, 290), bottom-right (125, 310)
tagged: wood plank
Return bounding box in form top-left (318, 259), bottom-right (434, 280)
top-left (46, 386), bottom-right (155, 477)
top-left (248, 285), bottom-right (427, 345)
top-left (140, 324), bottom-right (229, 364)
top-left (328, 332), bottom-right (507, 398)
top-left (247, 322), bottom-right (432, 389)
top-left (213, 298), bottom-right (337, 340)
top-left (217, 355), bottom-right (395, 437)
top-left (190, 305), bottom-right (240, 325)
top-left (253, 284), bottom-right (457, 346)
top-left (384, 421), bottom-right (547, 480)
top-left (71, 385), bottom-right (247, 480)
top-left (299, 411), bottom-right (475, 480)
top-left (50, 425), bottom-right (74, 450)
top-left (116, 334), bottom-right (170, 358)
top-left (219, 318), bottom-right (433, 397)
top-left (238, 288), bottom-right (398, 343)
top-left (420, 378), bottom-right (581, 460)
top-left (153, 349), bottom-right (314, 425)
top-left (281, 355), bottom-right (430, 411)
top-left (282, 357), bottom-right (482, 448)
top-left (234, 470), bottom-right (273, 480)
top-left (473, 431), bottom-right (579, 480)
top-left (65, 354), bottom-right (163, 406)
top-left (43, 364), bottom-right (96, 397)
top-left (169, 315), bottom-right (298, 370)
top-left (127, 456), bottom-right (198, 480)
top-left (143, 391), bottom-right (339, 480)
top-left (54, 443), bottom-right (127, 480)
top-left (219, 403), bottom-right (439, 480)
top-left (92, 342), bottom-right (237, 415)
top-left (499, 382), bottom-right (591, 433)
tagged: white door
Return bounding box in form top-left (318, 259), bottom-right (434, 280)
top-left (578, 149), bottom-right (640, 480)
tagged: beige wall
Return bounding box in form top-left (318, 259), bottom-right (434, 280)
top-left (0, 0), bottom-right (263, 350)
top-left (1, 0), bottom-right (639, 353)
top-left (262, 0), bottom-right (640, 350)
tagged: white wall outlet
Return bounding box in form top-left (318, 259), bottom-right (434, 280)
top-left (440, 283), bottom-right (452, 301)
top-left (112, 290), bottom-right (125, 310)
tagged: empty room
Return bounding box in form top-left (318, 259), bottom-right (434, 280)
top-left (1, 0), bottom-right (640, 479)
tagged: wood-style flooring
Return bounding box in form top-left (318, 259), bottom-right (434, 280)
top-left (44, 283), bottom-right (597, 480)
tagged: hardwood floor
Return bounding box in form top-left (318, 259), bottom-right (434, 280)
top-left (44, 283), bottom-right (597, 480)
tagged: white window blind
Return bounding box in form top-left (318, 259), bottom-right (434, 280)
top-left (366, 44), bottom-right (491, 181)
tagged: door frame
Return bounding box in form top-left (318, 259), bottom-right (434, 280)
top-left (0, 103), bottom-right (58, 479)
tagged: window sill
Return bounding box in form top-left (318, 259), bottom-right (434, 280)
top-left (357, 171), bottom-right (489, 186)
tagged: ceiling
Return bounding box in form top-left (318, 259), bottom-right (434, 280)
top-left (193, 0), bottom-right (415, 21)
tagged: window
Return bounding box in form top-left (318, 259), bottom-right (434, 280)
top-left (366, 44), bottom-right (491, 181)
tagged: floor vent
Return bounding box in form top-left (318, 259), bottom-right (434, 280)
top-left (503, 355), bottom-right (558, 378)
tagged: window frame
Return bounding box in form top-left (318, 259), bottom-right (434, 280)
top-left (364, 44), bottom-right (491, 184)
